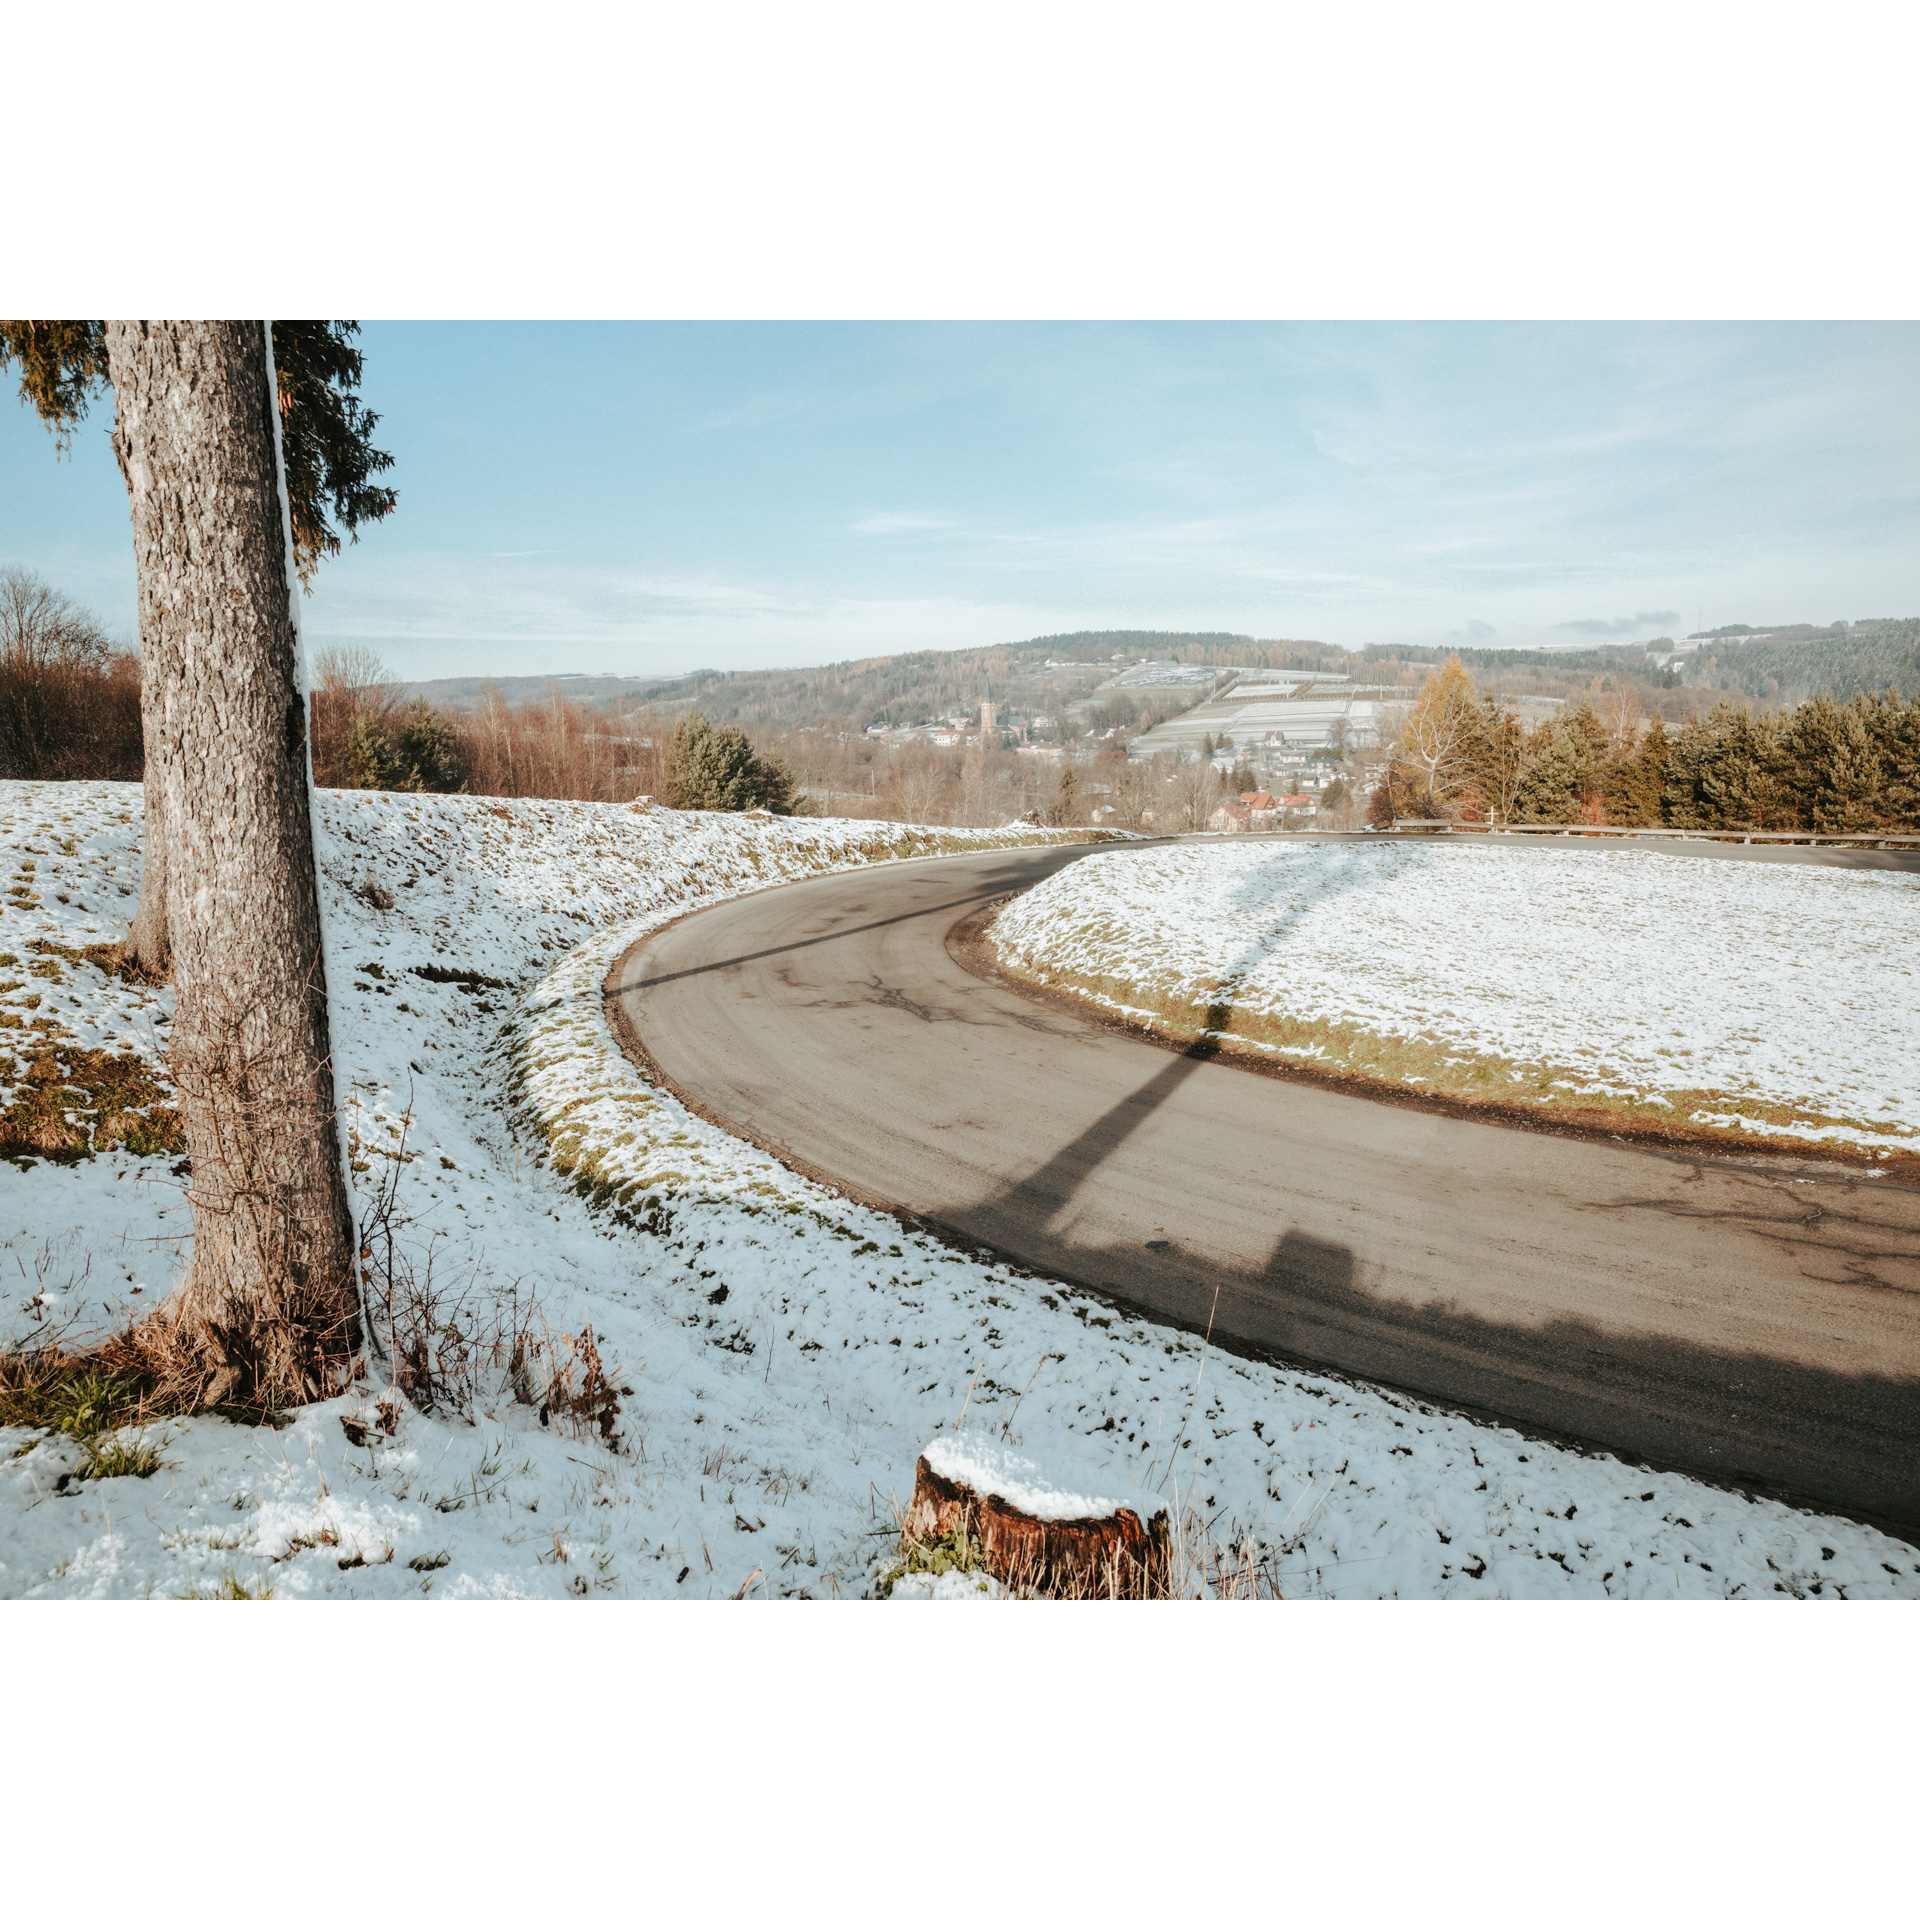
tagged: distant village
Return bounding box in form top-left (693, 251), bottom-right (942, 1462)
top-left (853, 658), bottom-right (1470, 830)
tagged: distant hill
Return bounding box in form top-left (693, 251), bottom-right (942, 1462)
top-left (405, 632), bottom-right (1340, 735)
top-left (397, 615), bottom-right (1920, 736)
top-left (1675, 618), bottom-right (1920, 702)
top-left (398, 671), bottom-right (696, 710)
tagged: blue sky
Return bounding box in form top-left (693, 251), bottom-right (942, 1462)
top-left (5, 321), bottom-right (1916, 678)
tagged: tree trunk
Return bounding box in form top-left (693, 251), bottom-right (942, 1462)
top-left (105, 321), bottom-right (357, 1407)
top-left (907, 1454), bottom-right (1170, 1598)
top-left (110, 399), bottom-right (172, 979)
top-left (122, 720), bottom-right (170, 977)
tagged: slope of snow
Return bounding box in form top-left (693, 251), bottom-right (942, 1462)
top-left (991, 838), bottom-right (1920, 1152)
top-left (3, 782), bottom-right (1917, 1600)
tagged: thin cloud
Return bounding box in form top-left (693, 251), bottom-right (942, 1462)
top-left (850, 512), bottom-right (953, 534)
top-left (1554, 609), bottom-right (1679, 637)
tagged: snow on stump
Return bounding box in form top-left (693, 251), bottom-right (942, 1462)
top-left (908, 1433), bottom-right (1170, 1599)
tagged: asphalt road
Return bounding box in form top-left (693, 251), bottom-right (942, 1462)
top-left (609, 836), bottom-right (1920, 1529)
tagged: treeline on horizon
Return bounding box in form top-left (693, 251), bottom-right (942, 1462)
top-left (6, 564), bottom-right (1920, 836)
top-left (476, 619), bottom-right (1920, 737)
top-left (1374, 655), bottom-right (1920, 834)
top-left (310, 649), bottom-right (1113, 828)
top-left (1370, 616), bottom-right (1920, 709)
top-left (582, 630), bottom-right (1349, 735)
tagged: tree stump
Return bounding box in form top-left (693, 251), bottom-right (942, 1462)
top-left (907, 1435), bottom-right (1170, 1599)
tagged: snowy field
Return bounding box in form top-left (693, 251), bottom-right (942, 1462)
top-left (3, 782), bottom-right (1916, 1600)
top-left (992, 838), bottom-right (1920, 1157)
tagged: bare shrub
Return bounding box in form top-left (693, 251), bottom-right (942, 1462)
top-left (508, 1315), bottom-right (622, 1443)
top-left (354, 1106), bottom-right (623, 1445)
top-left (451, 682), bottom-right (637, 802)
top-left (0, 567), bottom-right (142, 780)
top-left (309, 643), bottom-right (401, 788)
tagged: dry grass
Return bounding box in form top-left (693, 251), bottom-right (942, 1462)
top-left (0, 942), bottom-right (184, 1163)
top-left (0, 1355), bottom-right (169, 1477)
top-left (184, 1571), bottom-right (273, 1600)
top-left (357, 1104), bottom-right (626, 1447)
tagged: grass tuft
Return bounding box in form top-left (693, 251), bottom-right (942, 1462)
top-left (0, 1362), bottom-right (140, 1438)
top-left (878, 1524), bottom-right (993, 1597)
top-left (77, 1433), bottom-right (163, 1479)
top-left (185, 1571), bottom-right (273, 1600)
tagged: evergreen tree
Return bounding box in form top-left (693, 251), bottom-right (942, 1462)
top-left (1511, 709), bottom-right (1605, 824)
top-left (392, 697), bottom-right (463, 792)
top-left (668, 710), bottom-right (797, 812)
top-left (1565, 701), bottom-right (1612, 813)
top-left (1697, 704), bottom-right (1788, 828)
top-left (1781, 693), bottom-right (1885, 832)
top-left (2, 317), bottom-right (397, 978)
top-left (1051, 765), bottom-right (1080, 825)
top-left (1867, 692), bottom-right (1920, 828)
top-left (2, 320), bottom-right (395, 586)
top-left (98, 321), bottom-right (358, 1403)
top-left (1607, 714), bottom-right (1670, 825)
top-left (342, 714), bottom-right (400, 789)
top-left (1465, 693), bottom-right (1526, 824)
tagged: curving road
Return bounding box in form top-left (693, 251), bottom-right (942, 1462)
top-left (608, 838), bottom-right (1920, 1529)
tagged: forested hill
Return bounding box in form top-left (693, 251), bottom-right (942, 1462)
top-left (1366, 618), bottom-right (1920, 708)
top-left (637, 631), bottom-right (1367, 730)
top-left (396, 617), bottom-right (1919, 735)
top-left (1677, 619), bottom-right (1920, 703)
top-left (401, 632), bottom-right (1343, 732)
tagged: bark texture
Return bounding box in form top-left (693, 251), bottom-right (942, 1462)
top-left (110, 400), bottom-right (172, 979)
top-left (907, 1455), bottom-right (1170, 1598)
top-left (122, 723), bottom-right (170, 977)
top-left (105, 321), bottom-right (357, 1405)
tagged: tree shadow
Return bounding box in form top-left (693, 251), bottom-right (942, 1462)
top-left (938, 1188), bottom-right (1920, 1528)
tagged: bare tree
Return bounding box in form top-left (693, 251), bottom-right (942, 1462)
top-left (1594, 680), bottom-right (1647, 759)
top-left (1107, 754), bottom-right (1158, 830)
top-left (0, 565), bottom-right (112, 667)
top-left (888, 746), bottom-right (949, 826)
top-left (1168, 751), bottom-right (1221, 832)
top-left (1399, 655), bottom-right (1480, 813)
top-left (0, 567), bottom-right (141, 780)
top-left (310, 643), bottom-right (402, 787)
top-left (107, 321), bottom-right (357, 1406)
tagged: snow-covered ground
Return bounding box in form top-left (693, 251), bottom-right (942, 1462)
top-left (3, 782), bottom-right (1916, 1599)
top-left (991, 838), bottom-right (1920, 1156)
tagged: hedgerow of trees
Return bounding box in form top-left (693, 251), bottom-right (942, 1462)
top-left (0, 566), bottom-right (142, 779)
top-left (1368, 654), bottom-right (1920, 833)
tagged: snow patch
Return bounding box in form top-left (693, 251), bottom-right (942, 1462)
top-left (4, 784), bottom-right (1917, 1601)
top-left (992, 839), bottom-right (1920, 1148)
top-left (922, 1431), bottom-right (1141, 1522)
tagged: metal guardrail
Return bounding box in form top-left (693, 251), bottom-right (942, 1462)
top-left (1386, 820), bottom-right (1920, 847)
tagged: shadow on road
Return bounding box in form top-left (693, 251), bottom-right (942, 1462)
top-left (936, 1189), bottom-right (1920, 1529)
